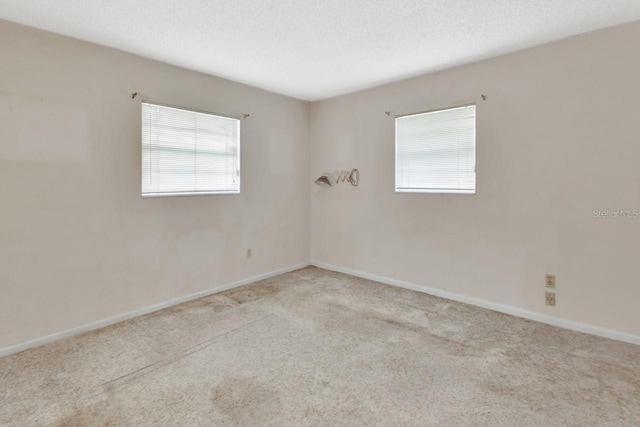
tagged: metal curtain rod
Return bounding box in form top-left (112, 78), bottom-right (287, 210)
top-left (131, 93), bottom-right (250, 120)
top-left (385, 94), bottom-right (487, 117)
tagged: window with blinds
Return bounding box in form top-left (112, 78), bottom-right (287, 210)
top-left (141, 102), bottom-right (240, 196)
top-left (395, 104), bottom-right (476, 194)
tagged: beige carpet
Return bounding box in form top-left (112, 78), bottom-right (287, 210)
top-left (1, 267), bottom-right (639, 426)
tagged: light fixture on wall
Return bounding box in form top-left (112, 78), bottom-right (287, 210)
top-left (314, 169), bottom-right (359, 188)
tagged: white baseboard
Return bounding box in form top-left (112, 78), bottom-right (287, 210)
top-left (0, 262), bottom-right (310, 358)
top-left (312, 262), bottom-right (640, 346)
top-left (4, 261), bottom-right (636, 358)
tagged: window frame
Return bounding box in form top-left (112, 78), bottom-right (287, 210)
top-left (394, 103), bottom-right (476, 195)
top-left (141, 101), bottom-right (241, 197)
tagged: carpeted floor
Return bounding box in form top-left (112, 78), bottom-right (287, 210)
top-left (1, 266), bottom-right (639, 426)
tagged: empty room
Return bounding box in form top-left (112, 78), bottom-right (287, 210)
top-left (1, 1), bottom-right (639, 425)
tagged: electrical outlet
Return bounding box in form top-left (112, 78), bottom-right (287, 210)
top-left (247, 248), bottom-right (252, 258)
top-left (545, 274), bottom-right (556, 288)
top-left (545, 292), bottom-right (556, 306)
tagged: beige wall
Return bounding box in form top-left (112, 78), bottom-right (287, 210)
top-left (310, 22), bottom-right (640, 337)
top-left (3, 18), bottom-right (640, 351)
top-left (0, 20), bottom-right (310, 349)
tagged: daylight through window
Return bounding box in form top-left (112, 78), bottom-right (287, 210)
top-left (395, 104), bottom-right (476, 194)
top-left (141, 102), bottom-right (240, 196)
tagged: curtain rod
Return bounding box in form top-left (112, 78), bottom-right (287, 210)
top-left (385, 94), bottom-right (486, 117)
top-left (131, 93), bottom-right (250, 120)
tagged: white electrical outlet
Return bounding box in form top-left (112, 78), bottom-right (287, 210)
top-left (545, 292), bottom-right (556, 306)
top-left (545, 274), bottom-right (556, 288)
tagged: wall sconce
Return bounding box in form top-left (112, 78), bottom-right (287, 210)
top-left (314, 169), bottom-right (359, 188)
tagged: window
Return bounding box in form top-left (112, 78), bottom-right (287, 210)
top-left (395, 104), bottom-right (476, 194)
top-left (141, 102), bottom-right (240, 196)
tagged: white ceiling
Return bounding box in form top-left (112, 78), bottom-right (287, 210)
top-left (1, 1), bottom-right (640, 101)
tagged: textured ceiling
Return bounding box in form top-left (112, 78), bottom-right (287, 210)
top-left (1, 1), bottom-right (640, 100)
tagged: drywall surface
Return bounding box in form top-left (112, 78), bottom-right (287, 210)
top-left (0, 20), bottom-right (310, 349)
top-left (310, 22), bottom-right (640, 337)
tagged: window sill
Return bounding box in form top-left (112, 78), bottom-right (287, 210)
top-left (142, 191), bottom-right (240, 197)
top-left (395, 188), bottom-right (476, 195)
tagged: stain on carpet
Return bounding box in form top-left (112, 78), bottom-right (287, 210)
top-left (211, 377), bottom-right (282, 425)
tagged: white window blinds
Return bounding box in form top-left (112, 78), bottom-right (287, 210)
top-left (395, 104), bottom-right (476, 194)
top-left (141, 102), bottom-right (240, 196)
